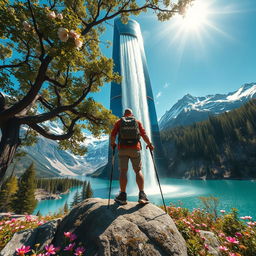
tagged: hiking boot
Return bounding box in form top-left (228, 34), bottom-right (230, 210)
top-left (138, 191), bottom-right (149, 204)
top-left (114, 192), bottom-right (127, 205)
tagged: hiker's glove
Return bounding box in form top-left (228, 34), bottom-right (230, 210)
top-left (111, 142), bottom-right (117, 150)
top-left (146, 143), bottom-right (154, 151)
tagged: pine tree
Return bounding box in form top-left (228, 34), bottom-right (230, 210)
top-left (85, 182), bottom-right (93, 199)
top-left (70, 190), bottom-right (81, 208)
top-left (12, 163), bottom-right (37, 214)
top-left (80, 181), bottom-right (88, 201)
top-left (64, 201), bottom-right (69, 213)
top-left (0, 175), bottom-right (18, 212)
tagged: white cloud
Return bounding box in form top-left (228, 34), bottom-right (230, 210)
top-left (156, 92), bottom-right (162, 98)
top-left (163, 82), bottom-right (169, 89)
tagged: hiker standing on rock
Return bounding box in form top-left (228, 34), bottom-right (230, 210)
top-left (110, 108), bottom-right (154, 205)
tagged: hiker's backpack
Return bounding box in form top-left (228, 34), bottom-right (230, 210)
top-left (118, 116), bottom-right (140, 146)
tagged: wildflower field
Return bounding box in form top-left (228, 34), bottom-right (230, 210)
top-left (0, 206), bottom-right (255, 256)
top-left (0, 213), bottom-right (85, 256)
top-left (166, 205), bottom-right (256, 256)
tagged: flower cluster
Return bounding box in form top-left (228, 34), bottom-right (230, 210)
top-left (167, 205), bottom-right (256, 256)
top-left (15, 231), bottom-right (85, 256)
top-left (22, 6), bottom-right (83, 50)
top-left (57, 28), bottom-right (83, 49)
top-left (0, 214), bottom-right (61, 251)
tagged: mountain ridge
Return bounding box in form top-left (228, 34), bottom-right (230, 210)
top-left (159, 82), bottom-right (256, 130)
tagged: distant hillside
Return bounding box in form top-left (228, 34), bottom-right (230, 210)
top-left (159, 83), bottom-right (256, 130)
top-left (4, 123), bottom-right (108, 178)
top-left (161, 100), bottom-right (256, 179)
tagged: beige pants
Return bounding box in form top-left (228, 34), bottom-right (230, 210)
top-left (118, 148), bottom-right (142, 172)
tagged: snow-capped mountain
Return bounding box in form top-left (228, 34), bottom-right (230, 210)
top-left (12, 124), bottom-right (109, 177)
top-left (159, 83), bottom-right (256, 130)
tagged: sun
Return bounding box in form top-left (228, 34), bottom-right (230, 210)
top-left (178, 0), bottom-right (210, 31)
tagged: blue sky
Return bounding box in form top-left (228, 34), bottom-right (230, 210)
top-left (92, 0), bottom-right (256, 119)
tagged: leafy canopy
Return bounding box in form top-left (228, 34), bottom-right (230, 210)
top-left (0, 0), bottom-right (193, 155)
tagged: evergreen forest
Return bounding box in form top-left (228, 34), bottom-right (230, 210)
top-left (36, 177), bottom-right (84, 194)
top-left (161, 99), bottom-right (256, 179)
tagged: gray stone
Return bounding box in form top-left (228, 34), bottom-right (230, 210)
top-left (0, 219), bottom-right (60, 256)
top-left (199, 230), bottom-right (220, 256)
top-left (53, 198), bottom-right (188, 256)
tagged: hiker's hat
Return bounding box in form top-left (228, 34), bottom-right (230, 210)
top-left (124, 108), bottom-right (133, 116)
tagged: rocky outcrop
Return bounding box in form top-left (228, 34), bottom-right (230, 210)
top-left (53, 198), bottom-right (187, 256)
top-left (1, 198), bottom-right (188, 256)
top-left (0, 219), bottom-right (60, 256)
top-left (199, 231), bottom-right (220, 256)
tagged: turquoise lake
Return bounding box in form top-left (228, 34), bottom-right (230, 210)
top-left (33, 177), bottom-right (256, 218)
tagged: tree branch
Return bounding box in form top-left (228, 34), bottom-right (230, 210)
top-left (28, 117), bottom-right (79, 140)
top-left (27, 0), bottom-right (45, 60)
top-left (0, 55), bottom-right (52, 120)
top-left (81, 1), bottom-right (179, 35)
top-left (45, 76), bottom-right (65, 88)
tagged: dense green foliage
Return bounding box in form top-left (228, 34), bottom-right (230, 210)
top-left (161, 100), bottom-right (256, 178)
top-left (0, 0), bottom-right (193, 183)
top-left (12, 163), bottom-right (37, 214)
top-left (84, 181), bottom-right (93, 199)
top-left (0, 175), bottom-right (18, 212)
top-left (70, 190), bottom-right (81, 208)
top-left (70, 181), bottom-right (93, 208)
top-left (36, 177), bottom-right (83, 194)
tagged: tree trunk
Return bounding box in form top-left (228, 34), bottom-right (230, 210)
top-left (0, 118), bottom-right (20, 185)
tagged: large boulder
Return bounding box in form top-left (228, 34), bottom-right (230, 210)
top-left (53, 198), bottom-right (187, 256)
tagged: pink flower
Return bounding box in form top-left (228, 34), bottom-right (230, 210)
top-left (204, 244), bottom-right (209, 250)
top-left (25, 215), bottom-right (32, 221)
top-left (48, 11), bottom-right (56, 19)
top-left (45, 244), bottom-right (56, 255)
top-left (64, 243), bottom-right (76, 251)
top-left (16, 245), bottom-right (31, 255)
top-left (226, 236), bottom-right (239, 244)
top-left (74, 38), bottom-right (83, 49)
top-left (58, 28), bottom-right (69, 42)
top-left (240, 216), bottom-right (252, 220)
top-left (69, 30), bottom-right (80, 39)
top-left (229, 253), bottom-right (236, 256)
top-left (57, 13), bottom-right (63, 19)
top-left (220, 210), bottom-right (226, 213)
top-left (70, 233), bottom-right (77, 241)
top-left (235, 232), bottom-right (242, 237)
top-left (74, 246), bottom-right (85, 256)
top-left (64, 231), bottom-right (71, 238)
top-left (38, 254), bottom-right (45, 256)
top-left (247, 221), bottom-right (256, 226)
top-left (219, 245), bottom-right (229, 252)
top-left (201, 223), bottom-right (207, 227)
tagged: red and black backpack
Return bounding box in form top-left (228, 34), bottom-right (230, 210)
top-left (118, 116), bottom-right (140, 146)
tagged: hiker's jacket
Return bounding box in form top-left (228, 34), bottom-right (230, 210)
top-left (111, 115), bottom-right (148, 150)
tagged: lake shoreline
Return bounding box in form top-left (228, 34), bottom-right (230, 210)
top-left (35, 188), bottom-right (70, 201)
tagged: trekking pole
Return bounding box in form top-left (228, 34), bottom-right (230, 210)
top-left (108, 145), bottom-right (116, 209)
top-left (149, 149), bottom-right (167, 214)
